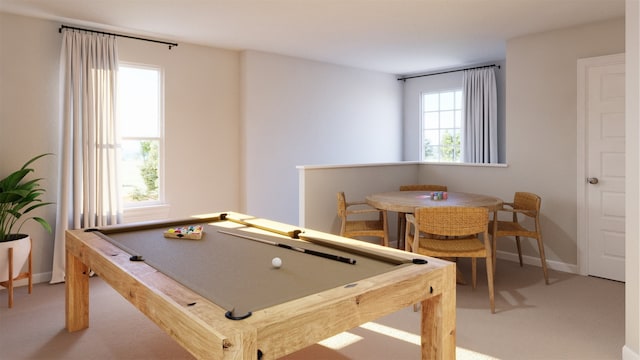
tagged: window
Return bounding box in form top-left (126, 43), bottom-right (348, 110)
top-left (421, 90), bottom-right (462, 162)
top-left (117, 64), bottom-right (164, 208)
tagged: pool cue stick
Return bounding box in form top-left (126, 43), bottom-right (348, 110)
top-left (223, 214), bottom-right (302, 239)
top-left (87, 215), bottom-right (223, 235)
top-left (298, 234), bottom-right (409, 265)
top-left (218, 230), bottom-right (356, 265)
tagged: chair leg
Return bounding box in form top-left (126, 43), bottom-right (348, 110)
top-left (455, 266), bottom-right (467, 285)
top-left (536, 236), bottom-right (550, 284)
top-left (471, 258), bottom-right (477, 289)
top-left (397, 213), bottom-right (406, 249)
top-left (491, 235), bottom-right (498, 275)
top-left (485, 254), bottom-right (495, 314)
top-left (382, 210), bottom-right (389, 247)
top-left (490, 212), bottom-right (499, 275)
top-left (515, 236), bottom-right (523, 266)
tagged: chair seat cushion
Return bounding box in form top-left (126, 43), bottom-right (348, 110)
top-left (418, 236), bottom-right (486, 257)
top-left (346, 220), bottom-right (384, 232)
top-left (490, 220), bottom-right (537, 237)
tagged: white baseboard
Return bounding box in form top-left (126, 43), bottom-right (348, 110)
top-left (495, 250), bottom-right (579, 274)
top-left (624, 345), bottom-right (639, 360)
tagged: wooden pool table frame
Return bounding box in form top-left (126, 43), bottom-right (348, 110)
top-left (65, 211), bottom-right (456, 359)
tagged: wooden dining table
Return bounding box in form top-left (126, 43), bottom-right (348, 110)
top-left (366, 191), bottom-right (503, 215)
top-left (366, 191), bottom-right (503, 284)
top-left (366, 191), bottom-right (503, 246)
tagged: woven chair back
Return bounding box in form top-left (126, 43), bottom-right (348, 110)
top-left (415, 206), bottom-right (488, 237)
top-left (513, 192), bottom-right (541, 213)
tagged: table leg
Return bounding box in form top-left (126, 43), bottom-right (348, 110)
top-left (421, 264), bottom-right (456, 359)
top-left (397, 212), bottom-right (404, 249)
top-left (66, 249), bottom-right (90, 332)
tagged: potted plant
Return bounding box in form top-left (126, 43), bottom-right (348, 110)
top-left (0, 153), bottom-right (53, 296)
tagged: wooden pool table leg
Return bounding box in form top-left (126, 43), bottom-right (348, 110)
top-left (421, 264), bottom-right (456, 359)
top-left (66, 249), bottom-right (90, 332)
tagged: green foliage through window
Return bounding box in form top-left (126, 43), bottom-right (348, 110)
top-left (440, 132), bottom-right (461, 162)
top-left (117, 63), bottom-right (163, 205)
top-left (130, 141), bottom-right (159, 201)
top-left (421, 90), bottom-right (463, 162)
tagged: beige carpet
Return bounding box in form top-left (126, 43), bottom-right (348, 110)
top-left (0, 259), bottom-right (624, 359)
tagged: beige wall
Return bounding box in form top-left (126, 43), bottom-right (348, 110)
top-left (118, 33), bottom-right (242, 218)
top-left (0, 13), bottom-right (243, 281)
top-left (419, 18), bottom-right (625, 269)
top-left (506, 18), bottom-right (624, 263)
top-left (299, 163), bottom-right (420, 233)
top-left (1, 14), bottom-right (64, 281)
top-left (241, 51), bottom-right (402, 225)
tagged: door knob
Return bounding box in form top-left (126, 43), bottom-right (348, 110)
top-left (587, 177), bottom-right (599, 184)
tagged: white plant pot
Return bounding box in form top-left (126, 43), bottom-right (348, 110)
top-left (0, 235), bottom-right (31, 283)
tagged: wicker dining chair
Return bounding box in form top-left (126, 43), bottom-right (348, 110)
top-left (396, 184), bottom-right (448, 249)
top-left (337, 192), bottom-right (389, 247)
top-left (406, 206), bottom-right (495, 313)
top-left (488, 192), bottom-right (549, 284)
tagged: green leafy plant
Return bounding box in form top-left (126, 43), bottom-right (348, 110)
top-left (441, 132), bottom-right (461, 162)
top-left (0, 153), bottom-right (53, 242)
top-left (423, 139), bottom-right (434, 159)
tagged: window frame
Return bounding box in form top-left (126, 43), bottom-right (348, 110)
top-left (419, 89), bottom-right (463, 163)
top-left (117, 62), bottom-right (166, 210)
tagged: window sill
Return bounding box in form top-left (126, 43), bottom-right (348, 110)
top-left (421, 161), bottom-right (508, 168)
top-left (123, 204), bottom-right (170, 224)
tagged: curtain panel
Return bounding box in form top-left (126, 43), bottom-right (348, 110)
top-left (50, 30), bottom-right (122, 284)
top-left (462, 68), bottom-right (498, 164)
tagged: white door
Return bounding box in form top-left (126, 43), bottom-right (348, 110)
top-left (577, 53), bottom-right (625, 282)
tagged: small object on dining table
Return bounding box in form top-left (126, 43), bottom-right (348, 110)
top-left (164, 225), bottom-right (204, 240)
top-left (430, 191), bottom-right (448, 201)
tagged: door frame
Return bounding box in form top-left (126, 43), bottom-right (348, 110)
top-left (576, 52), bottom-right (625, 276)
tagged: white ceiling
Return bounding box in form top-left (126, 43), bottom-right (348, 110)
top-left (0, 0), bottom-right (625, 75)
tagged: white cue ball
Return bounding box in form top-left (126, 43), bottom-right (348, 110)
top-left (272, 257), bottom-right (282, 268)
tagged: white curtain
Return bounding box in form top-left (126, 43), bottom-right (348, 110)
top-left (462, 68), bottom-right (498, 163)
top-left (50, 30), bottom-right (122, 284)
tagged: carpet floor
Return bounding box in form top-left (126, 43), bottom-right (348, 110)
top-left (0, 259), bottom-right (624, 359)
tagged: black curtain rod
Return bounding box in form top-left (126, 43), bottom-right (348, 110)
top-left (59, 25), bottom-right (178, 49)
top-left (397, 64), bottom-right (500, 81)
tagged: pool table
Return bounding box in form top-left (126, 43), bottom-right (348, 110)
top-left (65, 211), bottom-right (455, 359)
